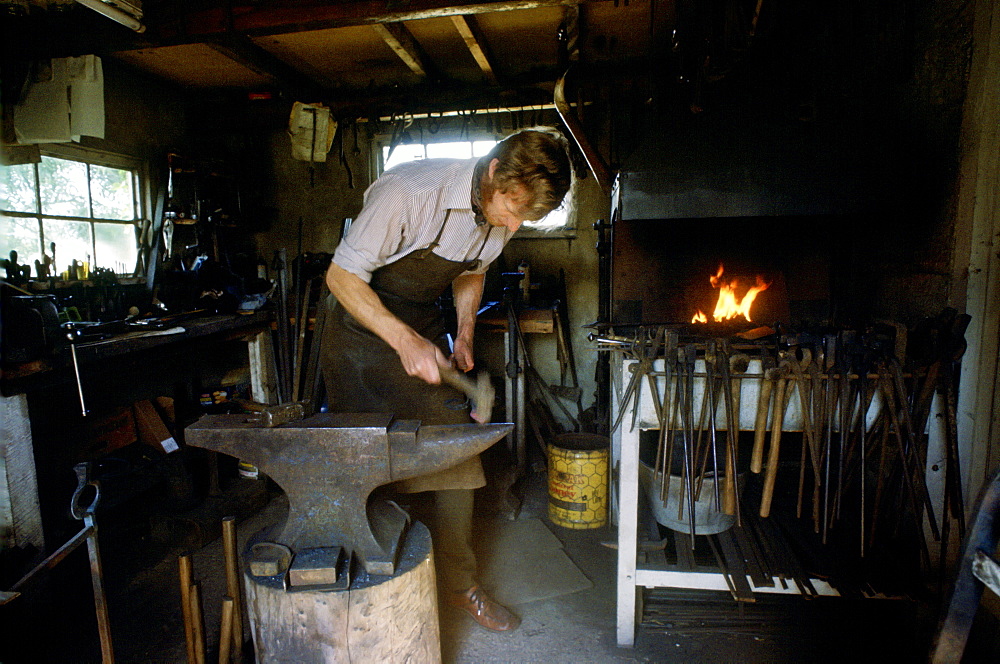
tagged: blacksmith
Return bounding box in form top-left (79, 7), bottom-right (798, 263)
top-left (321, 127), bottom-right (572, 631)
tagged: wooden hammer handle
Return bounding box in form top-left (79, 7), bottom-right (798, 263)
top-left (722, 378), bottom-right (742, 515)
top-left (439, 366), bottom-right (494, 423)
top-left (759, 378), bottom-right (788, 517)
top-left (179, 554), bottom-right (197, 664)
top-left (221, 518), bottom-right (243, 656)
top-left (751, 379), bottom-right (774, 474)
top-left (440, 365), bottom-right (476, 395)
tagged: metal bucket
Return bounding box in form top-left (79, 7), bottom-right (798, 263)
top-left (638, 459), bottom-right (737, 535)
top-left (547, 433), bottom-right (609, 529)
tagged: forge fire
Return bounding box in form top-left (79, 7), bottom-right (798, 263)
top-left (692, 264), bottom-right (771, 324)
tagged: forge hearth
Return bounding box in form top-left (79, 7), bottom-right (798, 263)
top-left (609, 215), bottom-right (827, 327)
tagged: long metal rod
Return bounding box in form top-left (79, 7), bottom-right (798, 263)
top-left (84, 514), bottom-right (114, 663)
top-left (10, 527), bottom-right (90, 592)
top-left (70, 342), bottom-right (88, 417)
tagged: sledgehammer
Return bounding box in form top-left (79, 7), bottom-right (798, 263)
top-left (440, 366), bottom-right (495, 424)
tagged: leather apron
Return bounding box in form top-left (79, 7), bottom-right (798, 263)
top-left (321, 211), bottom-right (493, 493)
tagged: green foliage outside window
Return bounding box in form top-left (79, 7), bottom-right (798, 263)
top-left (1, 151), bottom-right (141, 277)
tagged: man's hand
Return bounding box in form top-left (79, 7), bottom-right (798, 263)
top-left (327, 262), bottom-right (451, 385)
top-left (451, 272), bottom-right (484, 373)
top-left (396, 330), bottom-right (451, 384)
top-left (451, 335), bottom-right (475, 373)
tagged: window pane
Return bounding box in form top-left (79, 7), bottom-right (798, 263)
top-left (90, 165), bottom-right (136, 220)
top-left (524, 207), bottom-right (569, 230)
top-left (43, 218), bottom-right (92, 272)
top-left (94, 222), bottom-right (138, 272)
top-left (1, 163), bottom-right (38, 213)
top-left (426, 142), bottom-right (472, 159)
top-left (1, 214), bottom-right (43, 267)
top-left (39, 156), bottom-right (89, 217)
top-left (383, 144), bottom-right (425, 171)
top-left (472, 140), bottom-right (496, 157)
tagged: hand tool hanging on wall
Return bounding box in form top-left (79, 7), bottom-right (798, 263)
top-left (338, 122), bottom-right (354, 189)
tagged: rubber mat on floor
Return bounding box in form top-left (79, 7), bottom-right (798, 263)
top-left (476, 517), bottom-right (592, 606)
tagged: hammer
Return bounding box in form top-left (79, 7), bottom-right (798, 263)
top-left (759, 357), bottom-right (792, 517)
top-left (440, 366), bottom-right (495, 424)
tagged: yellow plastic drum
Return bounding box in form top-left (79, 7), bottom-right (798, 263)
top-left (547, 433), bottom-right (610, 529)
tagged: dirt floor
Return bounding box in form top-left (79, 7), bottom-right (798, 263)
top-left (1, 442), bottom-right (990, 663)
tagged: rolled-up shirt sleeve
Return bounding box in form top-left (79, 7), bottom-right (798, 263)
top-left (332, 172), bottom-right (413, 283)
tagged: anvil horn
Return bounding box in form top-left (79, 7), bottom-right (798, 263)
top-left (184, 412), bottom-right (512, 575)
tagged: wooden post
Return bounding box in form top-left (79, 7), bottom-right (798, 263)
top-left (243, 523), bottom-right (440, 663)
top-left (218, 597), bottom-right (234, 664)
top-left (189, 581), bottom-right (206, 664)
top-left (221, 517), bottom-right (243, 656)
top-left (178, 554), bottom-right (197, 664)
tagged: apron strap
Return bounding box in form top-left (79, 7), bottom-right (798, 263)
top-left (416, 209), bottom-right (452, 258)
top-left (415, 209), bottom-right (494, 271)
top-left (465, 224), bottom-right (493, 271)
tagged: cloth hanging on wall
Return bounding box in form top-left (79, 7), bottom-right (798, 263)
top-left (288, 102), bottom-right (336, 162)
top-left (13, 55), bottom-right (105, 144)
top-left (68, 55), bottom-right (105, 141)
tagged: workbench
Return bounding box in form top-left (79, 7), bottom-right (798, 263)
top-left (610, 354), bottom-right (949, 647)
top-left (0, 310), bottom-right (276, 554)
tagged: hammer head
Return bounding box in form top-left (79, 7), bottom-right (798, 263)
top-left (439, 367), bottom-right (495, 424)
top-left (473, 371), bottom-right (494, 424)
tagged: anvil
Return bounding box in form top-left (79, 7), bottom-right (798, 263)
top-left (185, 412), bottom-right (511, 576)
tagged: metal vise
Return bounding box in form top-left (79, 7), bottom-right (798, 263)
top-left (185, 412), bottom-right (511, 577)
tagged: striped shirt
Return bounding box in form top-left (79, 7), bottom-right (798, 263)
top-left (333, 158), bottom-right (512, 283)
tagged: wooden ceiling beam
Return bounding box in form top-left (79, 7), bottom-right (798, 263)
top-left (371, 22), bottom-right (435, 79)
top-left (205, 36), bottom-right (331, 98)
top-left (107, 0), bottom-right (591, 50)
top-left (450, 15), bottom-right (498, 85)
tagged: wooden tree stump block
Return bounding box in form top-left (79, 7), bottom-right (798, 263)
top-left (245, 522), bottom-right (440, 663)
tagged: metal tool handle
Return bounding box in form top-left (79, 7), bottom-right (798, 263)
top-left (71, 462), bottom-right (100, 520)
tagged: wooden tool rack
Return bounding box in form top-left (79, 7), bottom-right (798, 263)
top-left (608, 344), bottom-right (949, 647)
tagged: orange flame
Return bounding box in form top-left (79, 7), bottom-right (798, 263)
top-left (692, 264), bottom-right (770, 323)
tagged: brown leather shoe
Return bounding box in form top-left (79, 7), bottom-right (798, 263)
top-left (448, 585), bottom-right (521, 631)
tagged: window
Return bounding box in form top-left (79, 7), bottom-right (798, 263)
top-left (379, 136), bottom-right (573, 235)
top-left (1, 146), bottom-right (144, 278)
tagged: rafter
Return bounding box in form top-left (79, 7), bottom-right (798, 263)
top-left (450, 14), bottom-right (498, 85)
top-left (371, 22), bottom-right (435, 79)
top-left (103, 0), bottom-right (591, 51)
